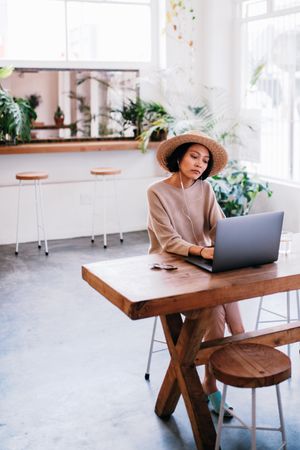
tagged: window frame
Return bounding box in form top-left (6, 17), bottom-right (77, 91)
top-left (235, 0), bottom-right (300, 184)
top-left (0, 0), bottom-right (161, 71)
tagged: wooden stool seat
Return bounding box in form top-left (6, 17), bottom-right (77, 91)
top-left (211, 343), bottom-right (291, 450)
top-left (90, 168), bottom-right (121, 176)
top-left (16, 171), bottom-right (48, 181)
top-left (210, 343), bottom-right (291, 388)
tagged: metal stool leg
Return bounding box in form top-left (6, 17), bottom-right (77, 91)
top-left (287, 291), bottom-right (291, 358)
top-left (145, 317), bottom-right (158, 380)
top-left (15, 180), bottom-right (22, 255)
top-left (102, 176), bottom-right (107, 248)
top-left (215, 384), bottom-right (227, 450)
top-left (276, 384), bottom-right (287, 450)
top-left (251, 388), bottom-right (256, 450)
top-left (255, 296), bottom-right (264, 330)
top-left (91, 176), bottom-right (98, 243)
top-left (38, 180), bottom-right (48, 255)
top-left (34, 180), bottom-right (41, 249)
top-left (113, 175), bottom-right (123, 243)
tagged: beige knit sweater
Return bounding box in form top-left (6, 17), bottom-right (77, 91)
top-left (147, 179), bottom-right (225, 256)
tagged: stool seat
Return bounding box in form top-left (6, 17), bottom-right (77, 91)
top-left (16, 172), bottom-right (48, 181)
top-left (90, 168), bottom-right (121, 176)
top-left (211, 344), bottom-right (291, 450)
top-left (210, 343), bottom-right (291, 388)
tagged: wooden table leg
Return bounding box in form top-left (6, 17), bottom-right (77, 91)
top-left (155, 310), bottom-right (216, 450)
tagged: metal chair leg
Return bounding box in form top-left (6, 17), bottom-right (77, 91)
top-left (255, 296), bottom-right (264, 330)
top-left (145, 317), bottom-right (158, 380)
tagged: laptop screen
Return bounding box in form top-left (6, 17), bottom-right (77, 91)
top-left (186, 211), bottom-right (284, 273)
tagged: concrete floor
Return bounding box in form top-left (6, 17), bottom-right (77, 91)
top-left (0, 231), bottom-right (300, 450)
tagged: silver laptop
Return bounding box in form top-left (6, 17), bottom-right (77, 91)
top-left (185, 211), bottom-right (284, 273)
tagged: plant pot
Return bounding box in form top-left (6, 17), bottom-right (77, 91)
top-left (54, 116), bottom-right (64, 127)
top-left (150, 129), bottom-right (168, 142)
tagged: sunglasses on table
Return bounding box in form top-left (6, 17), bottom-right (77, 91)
top-left (150, 263), bottom-right (178, 271)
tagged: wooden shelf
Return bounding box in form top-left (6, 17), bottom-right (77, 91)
top-left (0, 140), bottom-right (159, 155)
top-left (32, 124), bottom-right (73, 130)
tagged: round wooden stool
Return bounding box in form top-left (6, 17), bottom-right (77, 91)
top-left (90, 168), bottom-right (123, 248)
top-left (15, 171), bottom-right (49, 255)
top-left (209, 343), bottom-right (291, 450)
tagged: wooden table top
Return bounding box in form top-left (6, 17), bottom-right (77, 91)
top-left (82, 234), bottom-right (300, 320)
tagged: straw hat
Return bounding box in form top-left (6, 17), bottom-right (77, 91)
top-left (156, 130), bottom-right (228, 176)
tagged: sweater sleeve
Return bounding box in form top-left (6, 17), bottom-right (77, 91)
top-left (147, 188), bottom-right (192, 256)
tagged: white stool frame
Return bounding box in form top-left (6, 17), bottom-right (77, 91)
top-left (91, 174), bottom-right (123, 248)
top-left (255, 291), bottom-right (300, 357)
top-left (145, 316), bottom-right (168, 380)
top-left (215, 384), bottom-right (287, 450)
top-left (15, 179), bottom-right (48, 255)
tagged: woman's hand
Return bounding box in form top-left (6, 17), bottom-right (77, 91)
top-left (188, 245), bottom-right (214, 260)
top-left (200, 246), bottom-right (214, 260)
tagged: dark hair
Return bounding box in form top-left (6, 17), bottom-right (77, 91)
top-left (165, 142), bottom-right (213, 180)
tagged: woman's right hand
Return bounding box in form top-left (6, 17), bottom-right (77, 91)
top-left (201, 246), bottom-right (214, 260)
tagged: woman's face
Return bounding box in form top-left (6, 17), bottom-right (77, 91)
top-left (178, 144), bottom-right (210, 182)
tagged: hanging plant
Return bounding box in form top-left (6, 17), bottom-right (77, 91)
top-left (166, 0), bottom-right (196, 47)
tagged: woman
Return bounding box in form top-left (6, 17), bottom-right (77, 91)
top-left (147, 130), bottom-right (245, 415)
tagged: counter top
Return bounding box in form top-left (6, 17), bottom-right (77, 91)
top-left (0, 140), bottom-right (159, 155)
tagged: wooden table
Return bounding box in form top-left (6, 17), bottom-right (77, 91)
top-left (82, 234), bottom-right (300, 450)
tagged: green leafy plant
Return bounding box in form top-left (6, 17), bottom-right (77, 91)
top-left (0, 67), bottom-right (37, 144)
top-left (68, 91), bottom-right (96, 136)
top-left (26, 93), bottom-right (42, 110)
top-left (138, 115), bottom-right (173, 153)
top-left (210, 160), bottom-right (272, 217)
top-left (120, 97), bottom-right (148, 137)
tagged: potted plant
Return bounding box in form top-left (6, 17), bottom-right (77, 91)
top-left (0, 66), bottom-right (37, 144)
top-left (26, 93), bottom-right (42, 111)
top-left (209, 160), bottom-right (272, 217)
top-left (138, 115), bottom-right (174, 153)
top-left (120, 97), bottom-right (148, 138)
top-left (54, 105), bottom-right (64, 127)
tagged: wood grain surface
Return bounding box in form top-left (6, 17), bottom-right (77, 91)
top-left (82, 234), bottom-right (300, 319)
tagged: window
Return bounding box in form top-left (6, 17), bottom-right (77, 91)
top-left (0, 0), bottom-right (153, 65)
top-left (238, 0), bottom-right (300, 183)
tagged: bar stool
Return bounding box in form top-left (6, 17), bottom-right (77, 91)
top-left (90, 167), bottom-right (123, 248)
top-left (15, 171), bottom-right (49, 255)
top-left (210, 343), bottom-right (291, 450)
top-left (255, 291), bottom-right (300, 357)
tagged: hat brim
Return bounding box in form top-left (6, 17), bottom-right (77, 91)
top-left (156, 132), bottom-right (228, 176)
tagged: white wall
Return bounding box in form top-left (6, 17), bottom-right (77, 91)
top-left (251, 180), bottom-right (300, 233)
top-left (0, 150), bottom-right (163, 245)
